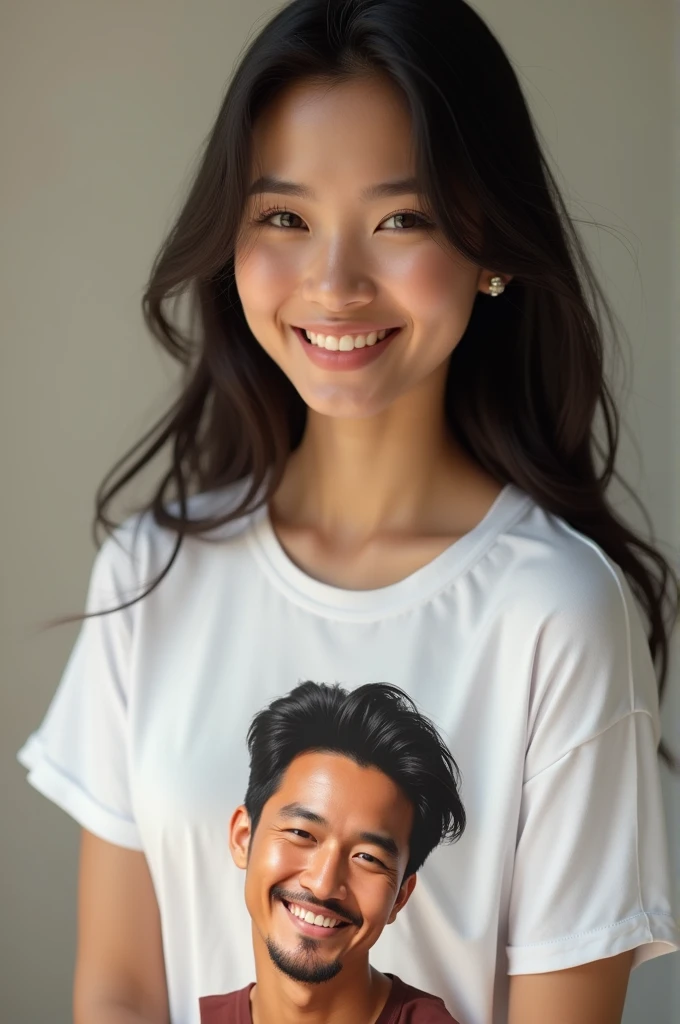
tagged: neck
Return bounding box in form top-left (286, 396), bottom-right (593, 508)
top-left (273, 366), bottom-right (499, 543)
top-left (250, 933), bottom-right (391, 1024)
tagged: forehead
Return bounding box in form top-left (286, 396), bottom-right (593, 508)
top-left (267, 750), bottom-right (413, 841)
top-left (250, 75), bottom-right (417, 184)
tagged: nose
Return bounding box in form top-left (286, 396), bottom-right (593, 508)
top-left (297, 843), bottom-right (348, 903)
top-left (300, 234), bottom-right (375, 311)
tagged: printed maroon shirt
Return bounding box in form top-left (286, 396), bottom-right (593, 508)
top-left (199, 974), bottom-right (460, 1023)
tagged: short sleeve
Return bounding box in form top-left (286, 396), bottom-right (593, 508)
top-left (17, 526), bottom-right (144, 850)
top-left (506, 548), bottom-right (679, 974)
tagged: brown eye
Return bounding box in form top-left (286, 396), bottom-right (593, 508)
top-left (257, 209), bottom-right (306, 229)
top-left (356, 852), bottom-right (386, 868)
top-left (379, 211), bottom-right (432, 230)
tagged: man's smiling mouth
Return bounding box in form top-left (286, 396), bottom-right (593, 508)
top-left (282, 899), bottom-right (348, 929)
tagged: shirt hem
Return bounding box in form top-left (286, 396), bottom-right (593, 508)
top-left (506, 912), bottom-right (679, 975)
top-left (18, 734), bottom-right (143, 851)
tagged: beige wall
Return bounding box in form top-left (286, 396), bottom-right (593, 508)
top-left (1, 1), bottom-right (677, 1019)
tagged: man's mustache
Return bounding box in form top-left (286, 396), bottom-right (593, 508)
top-left (270, 886), bottom-right (363, 928)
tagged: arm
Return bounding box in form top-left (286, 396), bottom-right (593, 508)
top-left (74, 830), bottom-right (170, 1024)
top-left (508, 950), bottom-right (633, 1024)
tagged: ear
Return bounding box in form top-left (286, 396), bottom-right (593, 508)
top-left (229, 805), bottom-right (252, 870)
top-left (386, 873), bottom-right (417, 925)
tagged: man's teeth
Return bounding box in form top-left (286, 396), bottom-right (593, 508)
top-left (287, 901), bottom-right (341, 928)
top-left (302, 328), bottom-right (390, 350)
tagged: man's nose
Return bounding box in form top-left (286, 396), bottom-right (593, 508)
top-left (300, 235), bottom-right (375, 311)
top-left (298, 844), bottom-right (348, 903)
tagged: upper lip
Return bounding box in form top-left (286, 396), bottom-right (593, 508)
top-left (294, 323), bottom-right (401, 337)
top-left (281, 896), bottom-right (353, 925)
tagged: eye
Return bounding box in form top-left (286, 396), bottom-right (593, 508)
top-left (255, 208), bottom-right (306, 230)
top-left (379, 210), bottom-right (433, 231)
top-left (285, 828), bottom-right (314, 839)
top-left (355, 852), bottom-right (387, 869)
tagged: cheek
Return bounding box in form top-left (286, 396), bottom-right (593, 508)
top-left (235, 240), bottom-right (299, 315)
top-left (389, 247), bottom-right (479, 323)
top-left (250, 839), bottom-right (305, 893)
top-left (245, 841), bottom-right (303, 924)
top-left (356, 879), bottom-right (399, 933)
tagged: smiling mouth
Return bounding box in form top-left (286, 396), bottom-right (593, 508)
top-left (281, 899), bottom-right (350, 930)
top-left (295, 327), bottom-right (400, 351)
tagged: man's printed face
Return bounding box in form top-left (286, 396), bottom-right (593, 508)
top-left (230, 751), bottom-right (416, 984)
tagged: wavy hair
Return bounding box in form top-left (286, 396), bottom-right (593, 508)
top-left (94, 0), bottom-right (677, 762)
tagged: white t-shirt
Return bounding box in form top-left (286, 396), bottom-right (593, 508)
top-left (19, 483), bottom-right (679, 1024)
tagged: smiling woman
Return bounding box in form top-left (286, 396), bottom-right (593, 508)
top-left (235, 74), bottom-right (488, 418)
top-left (17, 2), bottom-right (678, 1024)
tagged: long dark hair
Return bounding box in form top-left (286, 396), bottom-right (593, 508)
top-left (244, 681), bottom-right (466, 877)
top-left (95, 0), bottom-right (677, 760)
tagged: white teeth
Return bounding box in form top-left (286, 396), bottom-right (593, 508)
top-left (287, 902), bottom-right (340, 928)
top-left (301, 328), bottom-right (394, 350)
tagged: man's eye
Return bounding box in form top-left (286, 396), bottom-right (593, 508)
top-left (286, 828), bottom-right (313, 839)
top-left (356, 852), bottom-right (386, 868)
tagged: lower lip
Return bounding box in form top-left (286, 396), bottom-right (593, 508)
top-left (280, 900), bottom-right (348, 939)
top-left (293, 326), bottom-right (400, 371)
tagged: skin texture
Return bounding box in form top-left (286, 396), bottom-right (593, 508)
top-left (230, 751), bottom-right (416, 1024)
top-left (76, 73), bottom-right (634, 1023)
top-left (74, 831), bottom-right (169, 1024)
top-left (507, 952), bottom-right (634, 1024)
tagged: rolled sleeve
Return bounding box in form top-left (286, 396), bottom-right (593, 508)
top-left (18, 528), bottom-right (144, 850)
top-left (507, 712), bottom-right (679, 974)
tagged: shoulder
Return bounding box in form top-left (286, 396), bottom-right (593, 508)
top-left (199, 986), bottom-right (252, 1023)
top-left (495, 498), bottom-right (654, 686)
top-left (495, 499), bottom-right (660, 762)
top-left (389, 975), bottom-right (460, 1022)
top-left (91, 478), bottom-right (261, 593)
top-left (496, 496), bottom-right (635, 628)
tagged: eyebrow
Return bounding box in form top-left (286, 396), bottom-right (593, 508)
top-left (278, 802), bottom-right (327, 826)
top-left (277, 804), bottom-right (399, 860)
top-left (247, 175), bottom-right (422, 202)
top-left (358, 831), bottom-right (399, 860)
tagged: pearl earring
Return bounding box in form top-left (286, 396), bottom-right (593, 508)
top-left (488, 275), bottom-right (505, 297)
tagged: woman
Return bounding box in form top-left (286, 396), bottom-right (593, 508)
top-left (19, 1), bottom-right (678, 1022)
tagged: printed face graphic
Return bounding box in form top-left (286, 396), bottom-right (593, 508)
top-left (230, 751), bottom-right (416, 984)
top-left (235, 73), bottom-right (490, 421)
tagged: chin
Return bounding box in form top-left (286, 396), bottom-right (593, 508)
top-left (302, 388), bottom-right (394, 421)
top-left (266, 936), bottom-right (344, 985)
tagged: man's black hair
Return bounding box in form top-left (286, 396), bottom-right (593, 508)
top-left (244, 681), bottom-right (466, 877)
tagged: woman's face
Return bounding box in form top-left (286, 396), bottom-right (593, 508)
top-left (235, 73), bottom-right (490, 420)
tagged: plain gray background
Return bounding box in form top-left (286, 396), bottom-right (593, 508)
top-left (1, 1), bottom-right (678, 1020)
